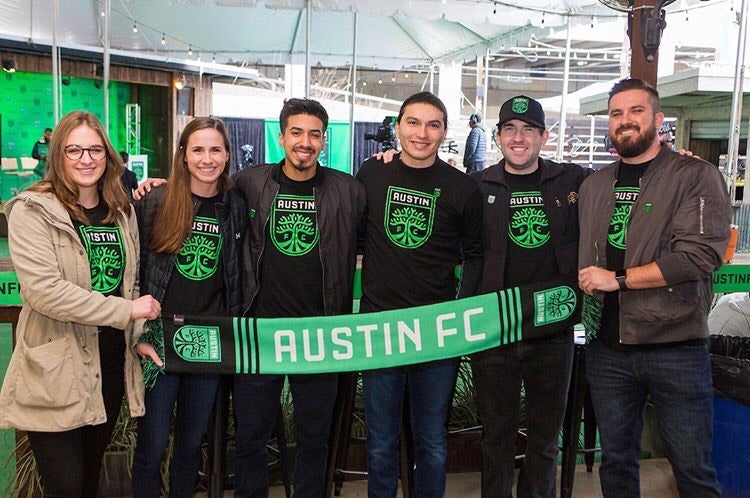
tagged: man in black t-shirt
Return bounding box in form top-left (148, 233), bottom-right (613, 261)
top-left (578, 78), bottom-right (728, 497)
top-left (470, 96), bottom-right (588, 498)
top-left (357, 92), bottom-right (483, 498)
top-left (232, 99), bottom-right (365, 498)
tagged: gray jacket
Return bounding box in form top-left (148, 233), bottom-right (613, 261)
top-left (578, 146), bottom-right (731, 344)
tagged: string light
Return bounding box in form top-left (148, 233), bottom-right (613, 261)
top-left (493, 1), bottom-right (497, 15)
top-left (590, 16), bottom-right (595, 28)
top-left (161, 33), bottom-right (166, 45)
top-left (132, 22), bottom-right (138, 33)
top-left (541, 12), bottom-right (545, 25)
top-left (212, 53), bottom-right (216, 63)
top-left (188, 44), bottom-right (193, 56)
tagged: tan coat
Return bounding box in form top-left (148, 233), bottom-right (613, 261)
top-left (0, 191), bottom-right (145, 431)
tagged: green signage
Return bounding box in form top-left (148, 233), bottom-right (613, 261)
top-left (713, 265), bottom-right (750, 293)
top-left (0, 272), bottom-right (21, 306)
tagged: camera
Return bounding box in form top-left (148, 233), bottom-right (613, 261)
top-left (365, 116), bottom-right (398, 151)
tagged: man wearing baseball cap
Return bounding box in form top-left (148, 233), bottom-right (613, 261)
top-left (470, 95), bottom-right (589, 497)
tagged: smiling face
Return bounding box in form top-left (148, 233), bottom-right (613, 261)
top-left (63, 124), bottom-right (107, 199)
top-left (498, 119), bottom-right (548, 174)
top-left (396, 102), bottom-right (447, 168)
top-left (185, 127), bottom-right (228, 197)
top-left (608, 88), bottom-right (664, 163)
top-left (279, 113), bottom-right (325, 181)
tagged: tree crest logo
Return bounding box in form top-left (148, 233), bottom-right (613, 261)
top-left (385, 186), bottom-right (437, 249)
top-left (533, 286), bottom-right (577, 326)
top-left (270, 194), bottom-right (320, 257)
top-left (78, 226), bottom-right (124, 294)
top-left (173, 325), bottom-right (222, 362)
top-left (512, 97), bottom-right (529, 114)
top-left (176, 217), bottom-right (223, 281)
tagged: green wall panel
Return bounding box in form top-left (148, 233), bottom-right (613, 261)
top-left (0, 71), bottom-right (130, 157)
top-left (264, 120), bottom-right (352, 174)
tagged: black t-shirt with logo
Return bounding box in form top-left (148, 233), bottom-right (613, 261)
top-left (356, 156), bottom-right (483, 312)
top-left (73, 200), bottom-right (126, 368)
top-left (503, 167), bottom-right (559, 288)
top-left (599, 161), bottom-right (649, 349)
top-left (251, 167), bottom-right (325, 319)
top-left (162, 194), bottom-right (226, 317)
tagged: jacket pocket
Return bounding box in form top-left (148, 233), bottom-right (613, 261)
top-left (15, 337), bottom-right (79, 408)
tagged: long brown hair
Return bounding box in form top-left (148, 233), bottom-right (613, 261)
top-left (27, 111), bottom-right (130, 224)
top-left (150, 117), bottom-right (233, 254)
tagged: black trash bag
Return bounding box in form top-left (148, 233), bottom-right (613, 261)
top-left (709, 335), bottom-right (750, 407)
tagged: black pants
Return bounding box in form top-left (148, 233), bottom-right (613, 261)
top-left (28, 337), bottom-right (125, 498)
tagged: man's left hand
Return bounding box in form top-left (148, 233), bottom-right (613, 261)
top-left (578, 266), bottom-right (618, 295)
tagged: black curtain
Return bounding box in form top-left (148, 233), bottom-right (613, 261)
top-left (219, 117), bottom-right (265, 175)
top-left (353, 122), bottom-right (381, 176)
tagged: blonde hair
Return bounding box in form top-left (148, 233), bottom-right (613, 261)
top-left (27, 111), bottom-right (130, 224)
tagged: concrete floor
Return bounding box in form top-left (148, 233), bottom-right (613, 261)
top-left (253, 458), bottom-right (680, 498)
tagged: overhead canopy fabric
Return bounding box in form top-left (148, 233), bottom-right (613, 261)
top-left (0, 0), bottom-right (608, 70)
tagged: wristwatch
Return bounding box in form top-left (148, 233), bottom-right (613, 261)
top-left (615, 269), bottom-right (628, 291)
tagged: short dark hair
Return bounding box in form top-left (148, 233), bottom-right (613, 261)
top-left (397, 91), bottom-right (448, 129)
top-left (279, 98), bottom-right (329, 134)
top-left (470, 113), bottom-right (481, 124)
top-left (44, 127), bottom-right (53, 133)
top-left (608, 78), bottom-right (661, 113)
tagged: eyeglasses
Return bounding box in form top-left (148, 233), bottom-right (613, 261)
top-left (64, 145), bottom-right (107, 161)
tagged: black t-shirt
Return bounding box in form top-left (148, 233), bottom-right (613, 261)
top-left (162, 194), bottom-right (226, 317)
top-left (503, 168), bottom-right (559, 288)
top-left (251, 167), bottom-right (325, 318)
top-left (357, 155), bottom-right (483, 312)
top-left (599, 161), bottom-right (649, 349)
top-left (73, 200), bottom-right (126, 366)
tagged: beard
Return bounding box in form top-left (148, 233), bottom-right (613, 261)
top-left (611, 123), bottom-right (657, 158)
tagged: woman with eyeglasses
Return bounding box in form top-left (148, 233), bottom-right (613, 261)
top-left (130, 117), bottom-right (246, 498)
top-left (0, 110), bottom-right (161, 497)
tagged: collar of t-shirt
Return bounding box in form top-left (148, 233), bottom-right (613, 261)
top-left (617, 159), bottom-right (652, 184)
top-left (278, 163), bottom-right (323, 189)
top-left (504, 166), bottom-right (542, 191)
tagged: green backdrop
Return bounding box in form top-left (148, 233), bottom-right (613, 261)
top-left (264, 120), bottom-right (351, 174)
top-left (0, 70), bottom-right (130, 157)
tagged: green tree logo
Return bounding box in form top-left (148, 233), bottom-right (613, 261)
top-left (176, 234), bottom-right (222, 281)
top-left (389, 207), bottom-right (427, 248)
top-left (385, 186), bottom-right (435, 249)
top-left (608, 204), bottom-right (631, 250)
top-left (274, 213), bottom-right (319, 255)
top-left (173, 325), bottom-right (221, 362)
top-left (90, 246), bottom-right (123, 293)
top-left (508, 207), bottom-right (550, 248)
top-left (534, 286), bottom-right (578, 326)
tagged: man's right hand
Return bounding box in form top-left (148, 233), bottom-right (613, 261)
top-left (133, 178), bottom-right (167, 201)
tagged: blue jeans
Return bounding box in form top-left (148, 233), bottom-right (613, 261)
top-left (131, 372), bottom-right (220, 498)
top-left (363, 358), bottom-right (459, 498)
top-left (233, 373), bottom-right (338, 498)
top-left (471, 331), bottom-right (573, 498)
top-left (586, 339), bottom-right (721, 498)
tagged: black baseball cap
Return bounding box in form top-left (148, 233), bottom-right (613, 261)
top-left (497, 95), bottom-right (545, 129)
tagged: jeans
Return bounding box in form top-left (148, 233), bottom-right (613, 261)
top-left (233, 373), bottom-right (338, 498)
top-left (363, 358), bottom-right (459, 498)
top-left (471, 331), bottom-right (574, 498)
top-left (586, 339), bottom-right (721, 498)
top-left (131, 372), bottom-right (220, 498)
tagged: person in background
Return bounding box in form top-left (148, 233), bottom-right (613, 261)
top-left (470, 95), bottom-right (587, 498)
top-left (463, 113), bottom-right (486, 173)
top-left (31, 127), bottom-right (52, 177)
top-left (578, 78), bottom-right (729, 497)
top-left (0, 110), bottom-right (160, 497)
top-left (130, 117), bottom-right (246, 498)
top-left (119, 151), bottom-right (139, 201)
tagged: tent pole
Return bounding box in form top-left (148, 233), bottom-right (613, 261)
top-left (349, 13), bottom-right (358, 176)
top-left (555, 15), bottom-right (572, 162)
top-left (305, 0), bottom-right (311, 98)
top-left (728, 0), bottom-right (748, 201)
top-left (103, 0), bottom-right (111, 130)
top-left (51, 0), bottom-right (59, 124)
